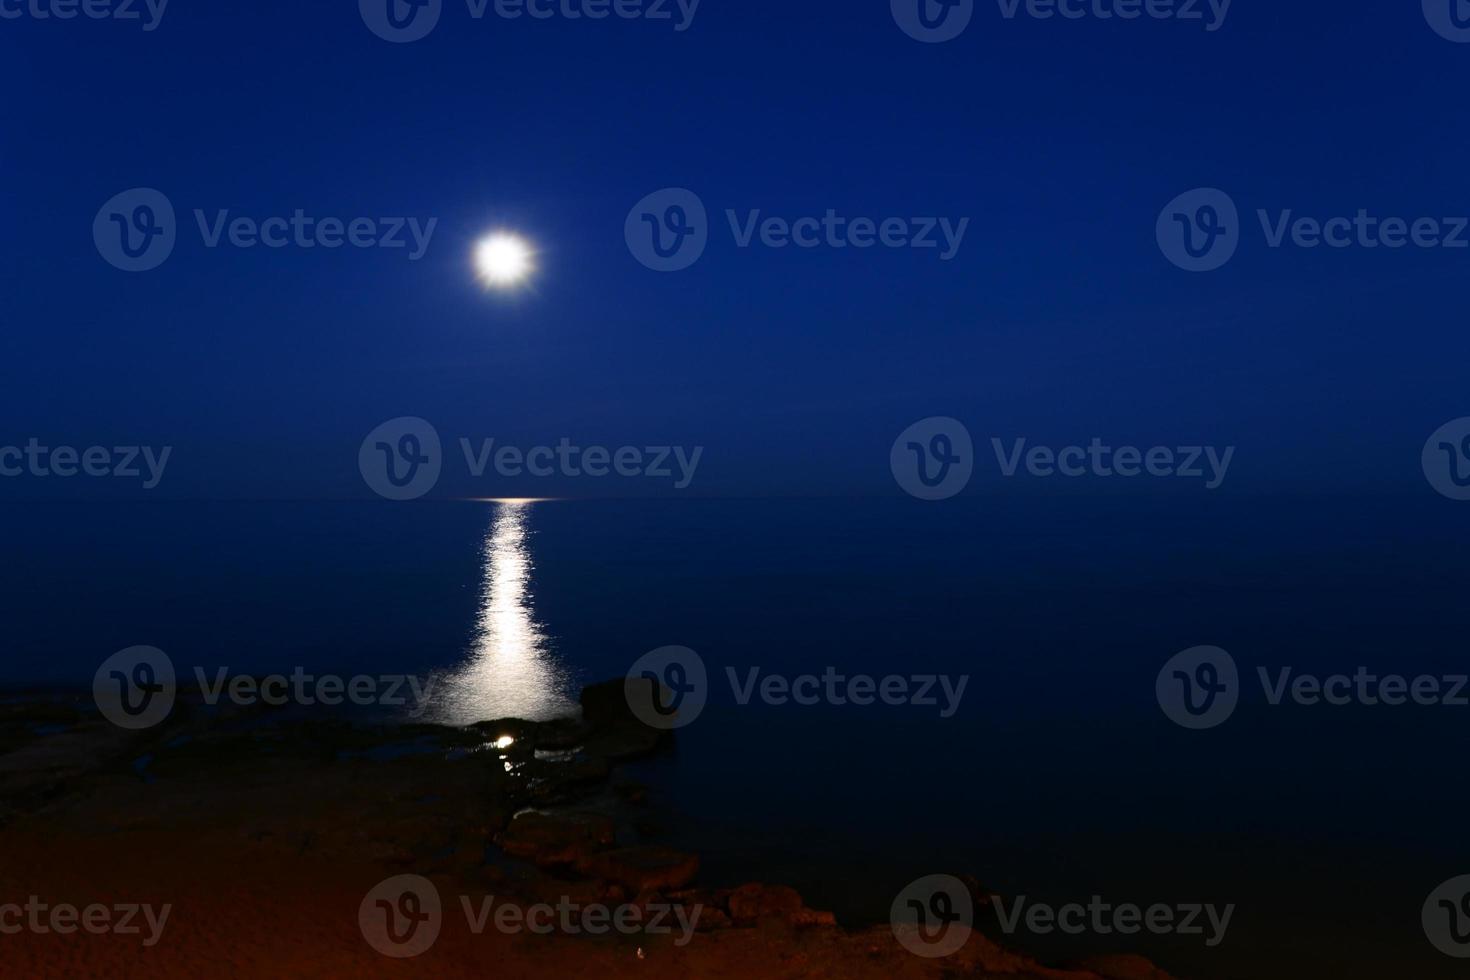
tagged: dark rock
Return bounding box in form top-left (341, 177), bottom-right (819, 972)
top-left (0, 700), bottom-right (84, 727)
top-left (575, 845), bottom-right (699, 892)
top-left (498, 810), bottom-right (615, 866)
top-left (612, 779), bottom-right (649, 804)
top-left (790, 908), bottom-right (837, 927)
top-left (695, 907), bottom-right (733, 930)
top-left (580, 726), bottom-right (662, 762)
top-left (578, 679), bottom-right (637, 727)
top-left (1071, 953), bottom-right (1180, 980)
top-left (728, 883), bottom-right (805, 925)
top-left (956, 873), bottom-right (994, 908)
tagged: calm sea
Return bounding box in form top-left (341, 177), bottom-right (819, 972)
top-left (2, 496), bottom-right (1466, 979)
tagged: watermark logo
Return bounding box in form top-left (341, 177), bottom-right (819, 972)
top-left (93, 646), bottom-right (176, 731)
top-left (893, 424), bottom-right (1233, 493)
top-left (996, 0), bottom-right (1230, 30)
top-left (0, 440), bottom-right (172, 489)
top-left (1156, 646), bottom-right (1238, 730)
top-left (992, 437), bottom-right (1233, 488)
top-left (992, 895), bottom-right (1234, 947)
top-left (1157, 188), bottom-right (1239, 272)
top-left (891, 875), bottom-right (972, 958)
top-left (624, 649), bottom-right (968, 730)
top-left (462, 438), bottom-right (701, 488)
top-left (1162, 190), bottom-right (1470, 271)
top-left (1425, 0), bottom-right (1470, 43)
top-left (896, 0), bottom-right (1230, 39)
top-left (460, 894), bottom-right (700, 944)
top-left (361, 0), bottom-right (699, 43)
top-left (359, 418), bottom-right (704, 499)
top-left (360, 0), bottom-right (443, 42)
top-left (1423, 418), bottom-right (1470, 501)
top-left (0, 899), bottom-right (171, 946)
top-left (626, 189), bottom-right (969, 271)
top-left (359, 876), bottom-right (702, 955)
top-left (626, 188), bottom-right (708, 272)
top-left (95, 191), bottom-right (438, 271)
top-left (94, 649), bottom-right (439, 730)
top-left (728, 668), bottom-right (967, 717)
top-left (360, 417), bottom-right (443, 501)
top-left (625, 646), bottom-right (708, 730)
top-left (892, 0), bottom-right (974, 43)
top-left (1425, 875), bottom-right (1470, 958)
top-left (360, 874), bottom-right (442, 958)
top-left (1158, 649), bottom-right (1470, 729)
top-left (94, 188), bottom-right (176, 273)
top-left (0, 0), bottom-right (169, 30)
top-left (891, 417), bottom-right (974, 500)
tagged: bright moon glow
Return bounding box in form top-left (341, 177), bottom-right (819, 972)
top-left (475, 233), bottom-right (533, 287)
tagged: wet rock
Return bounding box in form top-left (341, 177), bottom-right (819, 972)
top-left (578, 679), bottom-right (637, 728)
top-left (728, 883), bottom-right (805, 925)
top-left (527, 717), bottom-right (591, 751)
top-left (695, 907), bottom-right (732, 930)
top-left (498, 810), bottom-right (616, 866)
top-left (576, 680), bottom-right (668, 760)
top-left (518, 875), bottom-right (611, 909)
top-left (628, 887), bottom-right (669, 911)
top-left (612, 778), bottom-right (648, 804)
top-left (0, 721), bottom-right (149, 825)
top-left (0, 699), bottom-right (84, 727)
top-left (526, 753), bottom-right (609, 786)
top-left (956, 873), bottom-right (995, 908)
top-left (1, 720), bottom-right (123, 762)
top-left (788, 908), bottom-right (837, 928)
top-left (575, 845), bottom-right (699, 892)
top-left (1070, 953), bottom-right (1179, 980)
top-left (580, 726), bottom-right (662, 762)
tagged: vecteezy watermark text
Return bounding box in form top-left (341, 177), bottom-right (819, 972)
top-left (0, 440), bottom-right (171, 489)
top-left (93, 646), bottom-right (436, 730)
top-left (0, 0), bottom-right (168, 30)
top-left (358, 874), bottom-right (700, 958)
top-left (891, 0), bottom-right (1230, 43)
top-left (726, 211), bottom-right (968, 260)
top-left (360, 0), bottom-right (701, 44)
top-left (460, 438), bottom-right (701, 488)
top-left (0, 898), bottom-right (171, 946)
top-left (623, 647), bottom-right (969, 730)
top-left (359, 417), bottom-right (703, 500)
top-left (991, 894), bottom-right (1234, 947)
top-left (194, 211), bottom-right (436, 259)
top-left (995, 0), bottom-right (1230, 29)
top-left (1158, 188), bottom-right (1470, 272)
top-left (625, 188), bottom-right (968, 272)
top-left (889, 875), bottom-right (1233, 961)
top-left (992, 437), bottom-right (1234, 489)
top-left (727, 667), bottom-right (968, 718)
top-left (1157, 646), bottom-right (1470, 730)
top-left (94, 188), bottom-right (437, 272)
top-left (890, 417), bottom-right (1235, 500)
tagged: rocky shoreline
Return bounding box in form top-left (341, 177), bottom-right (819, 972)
top-left (0, 683), bottom-right (1179, 979)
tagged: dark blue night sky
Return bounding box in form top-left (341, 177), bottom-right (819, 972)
top-left (4, 2), bottom-right (1469, 499)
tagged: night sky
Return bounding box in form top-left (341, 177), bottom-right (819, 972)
top-left (2, 2), bottom-right (1468, 500)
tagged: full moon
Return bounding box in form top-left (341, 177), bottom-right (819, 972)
top-left (475, 233), bottom-right (534, 288)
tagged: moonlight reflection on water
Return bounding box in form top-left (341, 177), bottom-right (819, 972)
top-left (428, 501), bottom-right (577, 725)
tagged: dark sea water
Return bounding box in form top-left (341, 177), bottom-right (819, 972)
top-left (2, 496), bottom-right (1467, 979)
